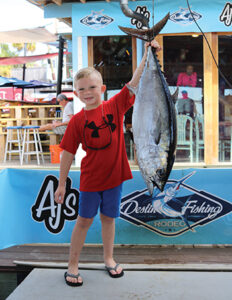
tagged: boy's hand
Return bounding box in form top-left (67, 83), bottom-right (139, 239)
top-left (145, 39), bottom-right (162, 52)
top-left (55, 185), bottom-right (66, 204)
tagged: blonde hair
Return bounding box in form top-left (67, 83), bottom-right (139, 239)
top-left (74, 67), bottom-right (103, 88)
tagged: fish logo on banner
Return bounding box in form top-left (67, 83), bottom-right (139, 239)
top-left (120, 172), bottom-right (232, 236)
top-left (219, 2), bottom-right (232, 26)
top-left (170, 7), bottom-right (202, 25)
top-left (80, 10), bottom-right (114, 30)
top-left (31, 175), bottom-right (79, 234)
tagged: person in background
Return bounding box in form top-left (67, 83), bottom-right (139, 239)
top-left (124, 106), bottom-right (138, 164)
top-left (38, 94), bottom-right (74, 135)
top-left (177, 64), bottom-right (197, 87)
top-left (177, 90), bottom-right (197, 119)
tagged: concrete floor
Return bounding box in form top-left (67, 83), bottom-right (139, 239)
top-left (7, 266), bottom-right (232, 300)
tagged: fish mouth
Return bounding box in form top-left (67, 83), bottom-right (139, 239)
top-left (152, 180), bottom-right (165, 192)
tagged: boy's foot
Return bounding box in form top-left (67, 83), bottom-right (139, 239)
top-left (105, 263), bottom-right (124, 278)
top-left (64, 271), bottom-right (83, 287)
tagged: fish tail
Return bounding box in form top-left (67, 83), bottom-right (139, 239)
top-left (118, 13), bottom-right (170, 42)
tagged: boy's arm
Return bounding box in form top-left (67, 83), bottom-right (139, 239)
top-left (128, 39), bottom-right (161, 95)
top-left (55, 150), bottom-right (74, 204)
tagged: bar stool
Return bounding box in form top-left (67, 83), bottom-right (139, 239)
top-left (4, 126), bottom-right (23, 163)
top-left (21, 126), bottom-right (45, 165)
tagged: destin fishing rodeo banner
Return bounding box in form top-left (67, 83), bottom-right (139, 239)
top-left (0, 168), bottom-right (232, 249)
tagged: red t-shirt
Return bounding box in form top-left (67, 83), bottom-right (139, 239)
top-left (60, 85), bottom-right (135, 192)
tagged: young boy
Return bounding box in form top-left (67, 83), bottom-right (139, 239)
top-left (55, 39), bottom-right (160, 286)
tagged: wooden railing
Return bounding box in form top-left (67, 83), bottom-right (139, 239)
top-left (0, 103), bottom-right (62, 162)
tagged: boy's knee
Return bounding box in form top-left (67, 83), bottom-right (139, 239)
top-left (77, 216), bottom-right (94, 229)
top-left (100, 213), bottom-right (115, 224)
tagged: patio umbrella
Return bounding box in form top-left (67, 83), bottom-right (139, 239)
top-left (0, 76), bottom-right (18, 87)
top-left (0, 76), bottom-right (33, 88)
top-left (0, 77), bottom-right (55, 101)
top-left (23, 80), bottom-right (56, 89)
top-left (10, 77), bottom-right (34, 88)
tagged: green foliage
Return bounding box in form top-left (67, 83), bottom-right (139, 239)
top-left (0, 44), bottom-right (17, 77)
top-left (12, 43), bottom-right (24, 51)
top-left (12, 43), bottom-right (36, 53)
top-left (0, 43), bottom-right (37, 77)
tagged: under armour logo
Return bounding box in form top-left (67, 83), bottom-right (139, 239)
top-left (86, 114), bottom-right (116, 138)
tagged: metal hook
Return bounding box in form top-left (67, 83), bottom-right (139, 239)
top-left (120, 0), bottom-right (149, 28)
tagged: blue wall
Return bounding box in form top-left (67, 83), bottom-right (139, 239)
top-left (0, 168), bottom-right (232, 249)
top-left (45, 1), bottom-right (232, 35)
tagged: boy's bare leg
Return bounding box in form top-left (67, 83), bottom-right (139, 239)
top-left (100, 213), bottom-right (123, 275)
top-left (66, 216), bottom-right (94, 284)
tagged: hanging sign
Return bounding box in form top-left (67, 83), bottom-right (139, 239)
top-left (0, 168), bottom-right (232, 249)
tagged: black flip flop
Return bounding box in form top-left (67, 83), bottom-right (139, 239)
top-left (64, 271), bottom-right (83, 287)
top-left (105, 263), bottom-right (124, 278)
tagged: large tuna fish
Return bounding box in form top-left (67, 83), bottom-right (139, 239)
top-left (119, 1), bottom-right (177, 195)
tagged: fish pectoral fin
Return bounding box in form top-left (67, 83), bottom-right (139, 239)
top-left (154, 118), bottom-right (161, 145)
top-left (155, 132), bottom-right (161, 145)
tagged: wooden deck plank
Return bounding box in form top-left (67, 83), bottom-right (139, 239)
top-left (1, 245), bottom-right (232, 270)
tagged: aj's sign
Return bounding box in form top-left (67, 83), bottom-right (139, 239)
top-left (32, 171), bottom-right (232, 238)
top-left (31, 175), bottom-right (79, 234)
top-left (219, 2), bottom-right (232, 26)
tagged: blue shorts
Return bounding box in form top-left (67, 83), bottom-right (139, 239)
top-left (78, 184), bottom-right (123, 219)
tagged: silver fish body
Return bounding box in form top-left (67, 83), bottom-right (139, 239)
top-left (132, 47), bottom-right (177, 195)
top-left (118, 2), bottom-right (176, 194)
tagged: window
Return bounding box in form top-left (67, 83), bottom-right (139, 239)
top-left (163, 35), bottom-right (204, 163)
top-left (218, 35), bottom-right (232, 162)
top-left (92, 36), bottom-right (134, 161)
top-left (93, 36), bottom-right (132, 91)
